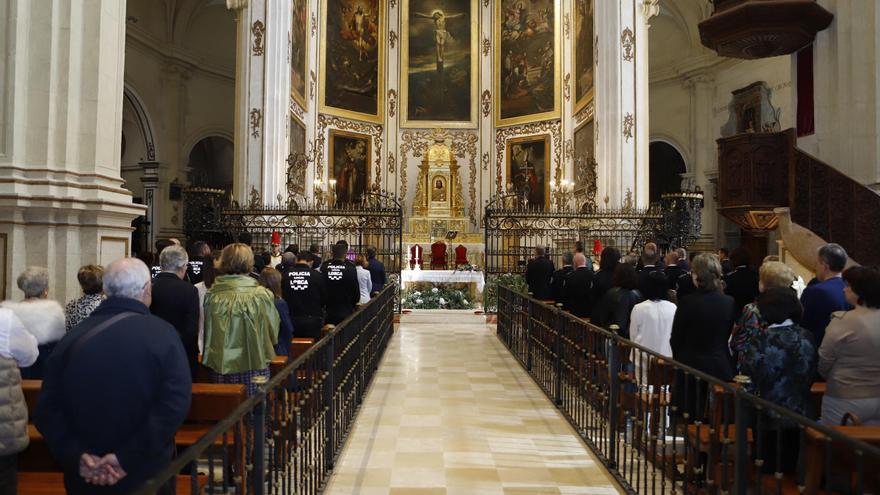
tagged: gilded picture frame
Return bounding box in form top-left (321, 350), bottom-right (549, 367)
top-left (290, 0), bottom-right (309, 110)
top-left (573, 117), bottom-right (596, 199)
top-left (494, 0), bottom-right (561, 127)
top-left (329, 129), bottom-right (373, 205)
top-left (319, 0), bottom-right (386, 123)
top-left (400, 0), bottom-right (479, 128)
top-left (506, 134), bottom-right (551, 210)
top-left (573, 0), bottom-right (594, 113)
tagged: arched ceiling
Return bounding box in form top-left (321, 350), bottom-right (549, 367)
top-left (649, 0), bottom-right (716, 79)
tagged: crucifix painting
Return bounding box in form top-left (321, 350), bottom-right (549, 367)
top-left (401, 0), bottom-right (478, 127)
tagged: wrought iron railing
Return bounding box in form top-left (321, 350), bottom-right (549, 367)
top-left (483, 193), bottom-right (664, 276)
top-left (134, 285), bottom-right (395, 495)
top-left (497, 285), bottom-right (880, 495)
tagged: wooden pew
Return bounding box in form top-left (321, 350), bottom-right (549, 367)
top-left (290, 337), bottom-right (315, 359)
top-left (17, 472), bottom-right (207, 495)
top-left (174, 383), bottom-right (246, 448)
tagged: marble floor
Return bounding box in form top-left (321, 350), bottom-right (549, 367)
top-left (323, 310), bottom-right (621, 495)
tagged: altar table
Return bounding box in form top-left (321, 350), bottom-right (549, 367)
top-left (401, 269), bottom-right (486, 294)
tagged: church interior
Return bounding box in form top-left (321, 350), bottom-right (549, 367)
top-left (2, 0), bottom-right (880, 493)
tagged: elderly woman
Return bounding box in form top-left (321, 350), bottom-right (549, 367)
top-left (202, 243), bottom-right (279, 396)
top-left (819, 266), bottom-right (880, 426)
top-left (729, 261), bottom-right (797, 371)
top-left (1, 267), bottom-right (65, 379)
top-left (63, 264), bottom-right (105, 332)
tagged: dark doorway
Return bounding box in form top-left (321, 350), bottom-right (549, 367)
top-left (188, 137), bottom-right (234, 192)
top-left (649, 141), bottom-right (686, 204)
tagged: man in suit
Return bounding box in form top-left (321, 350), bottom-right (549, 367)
top-left (664, 248), bottom-right (688, 291)
top-left (283, 252), bottom-right (327, 340)
top-left (150, 245), bottom-right (200, 379)
top-left (35, 258), bottom-right (191, 494)
top-left (723, 247), bottom-right (760, 314)
top-left (638, 244), bottom-right (663, 295)
top-left (366, 246), bottom-right (386, 293)
top-left (526, 246), bottom-right (555, 300)
top-left (550, 252), bottom-right (574, 303)
top-left (322, 243), bottom-right (360, 325)
top-left (564, 253), bottom-right (594, 318)
top-left (801, 243), bottom-right (852, 345)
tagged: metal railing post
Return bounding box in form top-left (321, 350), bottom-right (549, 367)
top-left (251, 377), bottom-right (268, 495)
top-left (526, 294), bottom-right (534, 372)
top-left (324, 333), bottom-right (336, 470)
top-left (607, 324), bottom-right (620, 469)
top-left (554, 303), bottom-right (564, 405)
top-left (734, 390), bottom-right (748, 495)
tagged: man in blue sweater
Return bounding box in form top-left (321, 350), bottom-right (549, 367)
top-left (35, 258), bottom-right (191, 494)
top-left (800, 243), bottom-right (852, 346)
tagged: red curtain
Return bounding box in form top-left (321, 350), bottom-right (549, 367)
top-left (797, 45), bottom-right (815, 137)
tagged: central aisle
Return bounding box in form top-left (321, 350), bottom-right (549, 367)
top-left (324, 311), bottom-right (620, 495)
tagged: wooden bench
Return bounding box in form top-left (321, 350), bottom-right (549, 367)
top-left (17, 472), bottom-right (207, 495)
top-left (174, 383), bottom-right (246, 448)
top-left (290, 337), bottom-right (315, 359)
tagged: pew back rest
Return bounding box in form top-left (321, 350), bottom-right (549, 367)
top-left (187, 383), bottom-right (246, 422)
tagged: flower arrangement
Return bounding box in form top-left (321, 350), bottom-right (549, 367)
top-left (401, 285), bottom-right (474, 310)
top-left (482, 273), bottom-right (528, 313)
top-left (454, 263), bottom-right (482, 273)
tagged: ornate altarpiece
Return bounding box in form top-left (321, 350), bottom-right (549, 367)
top-left (408, 132), bottom-right (469, 241)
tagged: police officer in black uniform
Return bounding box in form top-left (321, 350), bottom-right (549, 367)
top-left (282, 252), bottom-right (327, 340)
top-left (322, 242), bottom-right (360, 325)
top-left (186, 241), bottom-right (211, 284)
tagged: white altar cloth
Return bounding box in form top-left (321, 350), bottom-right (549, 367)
top-left (401, 269), bottom-right (486, 294)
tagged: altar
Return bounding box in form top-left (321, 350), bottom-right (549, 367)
top-left (401, 269), bottom-right (486, 295)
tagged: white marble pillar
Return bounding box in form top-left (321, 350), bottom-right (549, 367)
top-left (684, 72), bottom-right (718, 245)
top-left (0, 0), bottom-right (144, 300)
top-left (594, 0), bottom-right (653, 208)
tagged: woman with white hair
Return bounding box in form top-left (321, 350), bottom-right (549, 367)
top-left (1, 266), bottom-right (65, 379)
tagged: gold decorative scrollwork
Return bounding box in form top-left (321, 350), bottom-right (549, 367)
top-left (310, 70), bottom-right (316, 101)
top-left (575, 100), bottom-right (595, 125)
top-left (388, 89), bottom-right (397, 118)
top-left (494, 120), bottom-right (563, 196)
top-left (482, 152), bottom-right (489, 171)
top-left (564, 73), bottom-right (571, 101)
top-left (482, 35), bottom-right (490, 56)
top-left (251, 20), bottom-right (265, 56)
top-left (623, 113), bottom-right (634, 142)
top-left (564, 13), bottom-right (571, 39)
top-left (249, 109), bottom-right (262, 138)
top-left (564, 139), bottom-right (573, 161)
top-left (390, 30), bottom-right (398, 49)
top-left (290, 100), bottom-right (305, 121)
top-left (311, 13), bottom-right (317, 38)
top-left (481, 90), bottom-right (491, 118)
top-left (387, 152), bottom-right (396, 174)
top-left (621, 27), bottom-right (635, 62)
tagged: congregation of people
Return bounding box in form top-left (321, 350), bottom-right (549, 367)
top-left (0, 236), bottom-right (385, 493)
top-left (526, 241), bottom-right (880, 432)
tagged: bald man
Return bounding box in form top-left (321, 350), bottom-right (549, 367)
top-left (563, 253), bottom-right (595, 318)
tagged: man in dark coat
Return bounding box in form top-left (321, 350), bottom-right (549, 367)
top-left (550, 252), bottom-right (574, 303)
top-left (35, 258), bottom-right (191, 495)
top-left (366, 246), bottom-right (386, 293)
top-left (664, 249), bottom-right (688, 291)
top-left (563, 253), bottom-right (594, 318)
top-left (150, 245), bottom-right (200, 378)
top-left (283, 252), bottom-right (328, 339)
top-left (723, 247), bottom-right (760, 314)
top-left (800, 243), bottom-right (852, 345)
top-left (322, 243), bottom-right (360, 325)
top-left (525, 246), bottom-right (555, 300)
top-left (638, 244), bottom-right (663, 295)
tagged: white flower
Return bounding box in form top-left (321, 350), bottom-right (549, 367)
top-left (439, 298), bottom-right (447, 306)
top-left (432, 287), bottom-right (439, 293)
top-left (463, 299), bottom-right (469, 305)
top-left (413, 291), bottom-right (421, 297)
top-left (401, 299), bottom-right (407, 304)
top-left (416, 298), bottom-right (423, 305)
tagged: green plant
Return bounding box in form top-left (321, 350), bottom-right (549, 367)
top-left (401, 285), bottom-right (474, 310)
top-left (482, 273), bottom-right (527, 313)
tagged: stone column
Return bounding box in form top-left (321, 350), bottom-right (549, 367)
top-left (227, 0), bottom-right (291, 204)
top-left (594, 0), bottom-right (654, 208)
top-left (684, 72), bottom-right (719, 246)
top-left (139, 161), bottom-right (160, 251)
top-left (0, 0), bottom-right (144, 301)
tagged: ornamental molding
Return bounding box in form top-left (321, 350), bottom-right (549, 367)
top-left (621, 27), bottom-right (635, 62)
top-left (494, 120), bottom-right (562, 196)
top-left (388, 89), bottom-right (397, 118)
top-left (249, 108), bottom-right (262, 138)
top-left (623, 113), bottom-right (634, 142)
top-left (481, 90), bottom-right (491, 118)
top-left (251, 20), bottom-right (265, 56)
top-left (316, 114), bottom-right (385, 188)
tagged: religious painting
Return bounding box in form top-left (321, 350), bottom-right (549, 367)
top-left (288, 117), bottom-right (307, 196)
top-left (494, 0), bottom-right (560, 126)
top-left (400, 0), bottom-right (478, 128)
top-left (290, 0), bottom-right (309, 109)
top-left (573, 0), bottom-right (594, 112)
top-left (430, 175), bottom-right (448, 203)
top-left (319, 0), bottom-right (385, 123)
top-left (573, 119), bottom-right (596, 200)
top-left (506, 135), bottom-right (551, 209)
top-left (329, 129), bottom-right (372, 205)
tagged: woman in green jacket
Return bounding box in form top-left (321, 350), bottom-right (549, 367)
top-left (202, 243), bottom-right (279, 396)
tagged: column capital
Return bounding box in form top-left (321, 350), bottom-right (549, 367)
top-left (641, 0), bottom-right (660, 21)
top-left (682, 71), bottom-right (715, 89)
top-left (226, 0), bottom-right (248, 11)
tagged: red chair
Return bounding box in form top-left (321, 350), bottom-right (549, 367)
top-left (454, 244), bottom-right (468, 267)
top-left (430, 241), bottom-right (447, 270)
top-left (410, 244), bottom-right (423, 269)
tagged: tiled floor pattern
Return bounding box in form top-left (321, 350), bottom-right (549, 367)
top-left (323, 310), bottom-right (621, 495)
